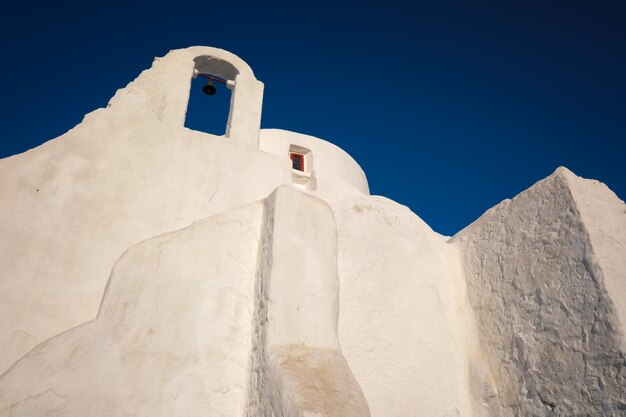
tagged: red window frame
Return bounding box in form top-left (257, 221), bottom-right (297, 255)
top-left (290, 152), bottom-right (305, 172)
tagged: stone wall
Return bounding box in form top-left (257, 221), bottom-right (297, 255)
top-left (453, 168), bottom-right (626, 416)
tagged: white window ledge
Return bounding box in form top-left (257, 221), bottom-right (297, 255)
top-left (292, 169), bottom-right (312, 178)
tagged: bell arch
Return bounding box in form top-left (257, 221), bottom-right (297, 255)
top-left (184, 48), bottom-right (264, 148)
top-left (185, 56), bottom-right (239, 136)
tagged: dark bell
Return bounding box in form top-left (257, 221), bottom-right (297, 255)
top-left (202, 83), bottom-right (217, 95)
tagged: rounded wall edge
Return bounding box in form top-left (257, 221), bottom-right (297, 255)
top-left (259, 129), bottom-right (370, 196)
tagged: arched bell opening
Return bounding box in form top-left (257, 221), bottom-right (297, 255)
top-left (184, 55), bottom-right (240, 136)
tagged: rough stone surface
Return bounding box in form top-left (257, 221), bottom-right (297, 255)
top-left (565, 169), bottom-right (626, 353)
top-left (452, 167), bottom-right (626, 417)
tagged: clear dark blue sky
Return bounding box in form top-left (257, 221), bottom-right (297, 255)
top-left (1, 1), bottom-right (624, 235)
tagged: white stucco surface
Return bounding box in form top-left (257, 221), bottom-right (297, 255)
top-left (334, 196), bottom-right (472, 417)
top-left (0, 117), bottom-right (288, 373)
top-left (108, 46), bottom-right (264, 147)
top-left (0, 201), bottom-right (264, 417)
top-left (260, 129), bottom-right (369, 198)
top-left (1, 46), bottom-right (624, 417)
top-left (0, 47), bottom-right (368, 374)
top-left (0, 187), bottom-right (369, 417)
top-left (249, 187), bottom-right (370, 417)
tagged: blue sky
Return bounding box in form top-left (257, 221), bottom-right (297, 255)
top-left (1, 1), bottom-right (624, 236)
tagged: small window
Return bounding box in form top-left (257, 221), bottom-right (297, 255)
top-left (290, 153), bottom-right (304, 171)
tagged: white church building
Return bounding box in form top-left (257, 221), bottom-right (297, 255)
top-left (0, 47), bottom-right (624, 417)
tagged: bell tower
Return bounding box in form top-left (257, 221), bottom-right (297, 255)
top-left (107, 46), bottom-right (265, 149)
